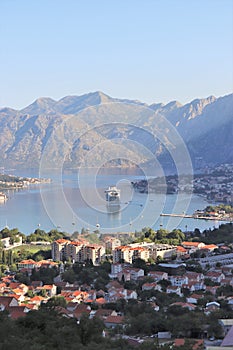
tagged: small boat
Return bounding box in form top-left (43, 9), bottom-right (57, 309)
top-left (0, 192), bottom-right (7, 202)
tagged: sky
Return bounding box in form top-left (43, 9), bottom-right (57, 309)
top-left (0, 0), bottom-right (233, 109)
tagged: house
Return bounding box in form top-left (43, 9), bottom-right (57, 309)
top-left (0, 237), bottom-right (11, 248)
top-left (36, 284), bottom-right (57, 297)
top-left (220, 277), bottom-right (233, 287)
top-left (200, 244), bottom-right (218, 253)
top-left (169, 275), bottom-right (188, 287)
top-left (29, 295), bottom-right (46, 306)
top-left (127, 268), bottom-right (144, 281)
top-left (117, 268), bottom-right (144, 282)
top-left (176, 246), bottom-right (187, 257)
top-left (104, 315), bottom-right (125, 328)
top-left (87, 289), bottom-right (96, 302)
top-left (0, 296), bottom-right (19, 311)
top-left (10, 283), bottom-right (29, 295)
top-left (205, 301), bottom-right (220, 314)
top-left (171, 302), bottom-right (196, 311)
top-left (106, 280), bottom-right (122, 290)
top-left (36, 260), bottom-right (58, 269)
top-left (187, 280), bottom-right (206, 291)
top-left (205, 286), bottom-right (219, 295)
top-left (117, 269), bottom-right (131, 282)
top-left (95, 297), bottom-right (107, 305)
top-left (166, 286), bottom-right (182, 297)
top-left (174, 338), bottom-right (204, 349)
top-left (222, 266), bottom-right (233, 276)
top-left (186, 294), bottom-right (204, 304)
top-left (8, 305), bottom-right (30, 319)
top-left (126, 289), bottom-right (137, 300)
top-left (186, 272), bottom-right (204, 282)
top-left (17, 259), bottom-right (37, 270)
top-left (182, 241), bottom-right (205, 253)
top-left (93, 309), bottom-right (117, 320)
top-left (8, 282), bottom-right (28, 293)
top-left (31, 281), bottom-right (43, 288)
top-left (10, 293), bottom-right (25, 303)
top-left (107, 286), bottom-right (137, 301)
top-left (72, 304), bottom-right (91, 321)
top-left (142, 282), bottom-right (162, 292)
top-left (147, 271), bottom-right (168, 281)
top-left (206, 271), bottom-right (225, 283)
top-left (110, 263), bottom-right (123, 278)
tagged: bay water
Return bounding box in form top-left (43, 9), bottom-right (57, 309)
top-left (0, 168), bottom-right (221, 235)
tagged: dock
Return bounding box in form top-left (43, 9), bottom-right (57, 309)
top-left (160, 213), bottom-right (233, 222)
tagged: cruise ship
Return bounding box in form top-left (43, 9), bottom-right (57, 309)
top-left (105, 186), bottom-right (120, 207)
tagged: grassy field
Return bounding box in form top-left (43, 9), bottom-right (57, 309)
top-left (12, 244), bottom-right (51, 254)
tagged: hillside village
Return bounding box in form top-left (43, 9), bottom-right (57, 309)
top-left (132, 164), bottom-right (233, 206)
top-left (0, 226), bottom-right (233, 349)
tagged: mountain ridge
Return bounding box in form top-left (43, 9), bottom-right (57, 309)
top-left (0, 91), bottom-right (232, 169)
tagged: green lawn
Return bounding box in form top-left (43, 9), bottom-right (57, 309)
top-left (12, 244), bottom-right (51, 254)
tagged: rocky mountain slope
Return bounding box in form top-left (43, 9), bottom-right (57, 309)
top-left (0, 91), bottom-right (232, 169)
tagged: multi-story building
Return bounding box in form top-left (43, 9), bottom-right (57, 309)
top-left (113, 243), bottom-right (176, 263)
top-left (51, 239), bottom-right (70, 262)
top-left (84, 245), bottom-right (105, 265)
top-left (113, 246), bottom-right (134, 264)
top-left (51, 240), bottom-right (105, 265)
top-left (104, 237), bottom-right (121, 252)
top-left (64, 241), bottom-right (83, 262)
top-left (169, 275), bottom-right (189, 287)
top-left (181, 241), bottom-right (205, 253)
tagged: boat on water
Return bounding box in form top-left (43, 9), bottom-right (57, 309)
top-left (105, 186), bottom-right (120, 207)
top-left (0, 192), bottom-right (7, 202)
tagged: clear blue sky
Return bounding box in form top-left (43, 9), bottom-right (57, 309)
top-left (0, 0), bottom-right (232, 109)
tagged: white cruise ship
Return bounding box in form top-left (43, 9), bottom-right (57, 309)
top-left (105, 186), bottom-right (120, 206)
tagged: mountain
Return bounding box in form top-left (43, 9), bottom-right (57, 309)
top-left (0, 91), bottom-right (232, 169)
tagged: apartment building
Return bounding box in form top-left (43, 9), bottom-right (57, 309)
top-left (113, 243), bottom-right (176, 263)
top-left (51, 240), bottom-right (105, 265)
top-left (104, 237), bottom-right (121, 251)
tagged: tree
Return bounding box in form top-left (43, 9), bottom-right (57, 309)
top-left (157, 279), bottom-right (171, 292)
top-left (62, 269), bottom-right (76, 284)
top-left (15, 272), bottom-right (30, 285)
top-left (156, 229), bottom-right (168, 240)
top-left (8, 250), bottom-right (14, 265)
top-left (168, 229), bottom-right (185, 242)
top-left (2, 249), bottom-right (7, 264)
top-left (78, 314), bottom-right (104, 345)
top-left (44, 296), bottom-right (67, 309)
top-left (132, 258), bottom-right (147, 272)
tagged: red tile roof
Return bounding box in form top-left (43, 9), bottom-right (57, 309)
top-left (105, 315), bottom-right (124, 324)
top-left (18, 259), bottom-right (36, 264)
top-left (95, 297), bottom-right (107, 305)
top-left (182, 241), bottom-right (203, 247)
top-left (174, 338), bottom-right (204, 349)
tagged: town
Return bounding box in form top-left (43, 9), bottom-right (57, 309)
top-left (132, 164), bottom-right (233, 205)
top-left (0, 224), bottom-right (233, 349)
top-left (0, 173), bottom-right (51, 191)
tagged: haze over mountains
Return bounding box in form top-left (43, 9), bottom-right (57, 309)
top-left (0, 91), bottom-right (232, 170)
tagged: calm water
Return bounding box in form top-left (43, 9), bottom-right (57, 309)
top-left (0, 168), bottom-right (221, 235)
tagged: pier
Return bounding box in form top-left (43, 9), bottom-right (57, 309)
top-left (160, 213), bottom-right (233, 222)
